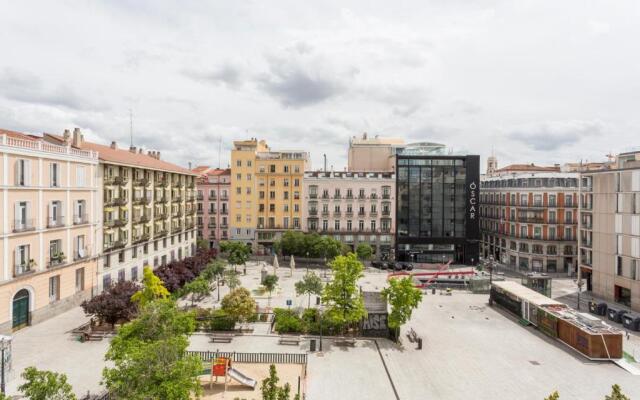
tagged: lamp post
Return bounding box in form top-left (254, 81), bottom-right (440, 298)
top-left (306, 251), bottom-right (309, 273)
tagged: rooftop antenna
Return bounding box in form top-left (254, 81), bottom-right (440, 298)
top-left (129, 109), bottom-right (133, 148)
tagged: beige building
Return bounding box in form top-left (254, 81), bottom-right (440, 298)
top-left (347, 133), bottom-right (404, 172)
top-left (579, 151), bottom-right (640, 311)
top-left (1, 129), bottom-right (100, 333)
top-left (230, 138), bottom-right (309, 254)
top-left (43, 130), bottom-right (198, 292)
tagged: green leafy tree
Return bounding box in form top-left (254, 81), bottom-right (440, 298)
top-left (295, 272), bottom-right (323, 309)
top-left (225, 269), bottom-right (241, 291)
top-left (261, 364), bottom-right (294, 400)
top-left (103, 299), bottom-right (202, 400)
top-left (356, 243), bottom-right (373, 261)
top-left (183, 276), bottom-right (211, 306)
top-left (263, 274), bottom-right (279, 306)
top-left (221, 287), bottom-right (257, 324)
top-left (202, 260), bottom-right (226, 301)
top-left (18, 367), bottom-right (76, 400)
top-left (544, 392), bottom-right (559, 400)
top-left (196, 238), bottom-right (208, 250)
top-left (605, 385), bottom-right (630, 400)
top-left (314, 235), bottom-right (342, 260)
top-left (131, 266), bottom-right (170, 306)
top-left (279, 231), bottom-right (305, 256)
top-left (220, 241), bottom-right (251, 272)
top-left (322, 253), bottom-right (366, 334)
top-left (382, 277), bottom-right (423, 341)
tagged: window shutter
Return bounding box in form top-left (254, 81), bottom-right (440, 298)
top-left (50, 163), bottom-right (54, 187)
top-left (14, 202), bottom-right (20, 226)
top-left (57, 164), bottom-right (61, 186)
top-left (15, 160), bottom-right (21, 185)
top-left (15, 246), bottom-right (20, 268)
top-left (25, 160), bottom-right (31, 186)
top-left (49, 202), bottom-right (53, 224)
top-left (26, 201), bottom-right (31, 225)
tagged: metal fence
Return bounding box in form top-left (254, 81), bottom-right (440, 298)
top-left (187, 350), bottom-right (307, 365)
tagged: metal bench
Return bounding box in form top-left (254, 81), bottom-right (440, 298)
top-left (278, 335), bottom-right (301, 345)
top-left (210, 333), bottom-right (234, 343)
top-left (334, 337), bottom-right (356, 347)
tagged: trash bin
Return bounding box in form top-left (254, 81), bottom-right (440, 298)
top-left (310, 339), bottom-right (316, 352)
top-left (432, 287), bottom-right (436, 295)
top-left (417, 338), bottom-right (423, 350)
top-left (622, 314), bottom-right (640, 331)
top-left (607, 308), bottom-right (619, 322)
top-left (597, 303), bottom-right (608, 316)
top-left (589, 301), bottom-right (598, 314)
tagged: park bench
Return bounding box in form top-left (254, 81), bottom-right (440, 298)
top-left (210, 333), bottom-right (234, 343)
top-left (237, 325), bottom-right (255, 334)
top-left (278, 335), bottom-right (301, 346)
top-left (333, 337), bottom-right (356, 347)
top-left (407, 328), bottom-right (419, 343)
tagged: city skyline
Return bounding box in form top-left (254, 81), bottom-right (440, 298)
top-left (2, 1), bottom-right (639, 170)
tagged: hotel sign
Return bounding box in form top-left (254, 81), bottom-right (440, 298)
top-left (469, 181), bottom-right (477, 220)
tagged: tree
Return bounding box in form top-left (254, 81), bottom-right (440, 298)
top-left (261, 364), bottom-right (294, 400)
top-left (81, 280), bottom-right (139, 327)
top-left (103, 299), bottom-right (202, 400)
top-left (314, 235), bottom-right (342, 260)
top-left (605, 385), bottom-right (630, 400)
top-left (295, 272), bottom-right (323, 309)
top-left (182, 276), bottom-right (211, 306)
top-left (221, 288), bottom-right (257, 324)
top-left (382, 277), bottom-right (423, 341)
top-left (196, 238), bottom-right (208, 250)
top-left (322, 253), bottom-right (366, 333)
top-left (202, 260), bottom-right (226, 301)
top-left (263, 274), bottom-right (279, 307)
top-left (18, 367), bottom-right (76, 400)
top-left (131, 266), bottom-right (170, 306)
top-left (356, 243), bottom-right (373, 261)
top-left (544, 392), bottom-right (560, 400)
top-left (225, 269), bottom-right (241, 291)
top-left (220, 241), bottom-right (251, 272)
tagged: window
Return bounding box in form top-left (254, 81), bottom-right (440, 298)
top-left (75, 268), bottom-right (85, 291)
top-left (246, 187), bottom-right (251, 195)
top-left (549, 227), bottom-right (556, 240)
top-left (118, 269), bottom-right (126, 282)
top-left (16, 159), bottom-right (31, 186)
top-left (270, 165), bottom-right (276, 173)
top-left (294, 178), bottom-right (300, 187)
top-left (119, 251), bottom-right (125, 263)
top-left (50, 162), bottom-right (60, 187)
top-left (15, 244), bottom-right (31, 275)
top-left (236, 187), bottom-right (241, 195)
top-left (293, 217), bottom-right (300, 229)
top-left (322, 220), bottom-right (328, 231)
top-left (359, 220), bottom-right (365, 231)
top-left (102, 274), bottom-right (112, 290)
top-left (48, 200), bottom-right (63, 228)
top-left (247, 160), bottom-right (252, 167)
top-left (143, 244), bottom-right (148, 254)
top-left (335, 220), bottom-right (340, 230)
top-left (247, 174), bottom-right (252, 181)
top-left (132, 246), bottom-right (138, 258)
top-left (283, 217), bottom-right (289, 229)
top-left (131, 266), bottom-right (139, 281)
top-left (74, 200), bottom-right (86, 224)
top-left (549, 194), bottom-right (556, 207)
top-left (371, 220), bottom-right (376, 231)
top-left (49, 275), bottom-right (60, 302)
top-left (617, 256), bottom-right (623, 276)
top-left (236, 160), bottom-right (241, 167)
top-left (76, 166), bottom-right (86, 187)
top-left (49, 239), bottom-right (63, 266)
top-left (294, 204), bottom-right (299, 212)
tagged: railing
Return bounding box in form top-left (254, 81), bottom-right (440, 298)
top-left (172, 196), bottom-right (183, 203)
top-left (133, 196), bottom-right (151, 205)
top-left (74, 246), bottom-right (90, 261)
top-left (172, 211), bottom-right (183, 218)
top-left (220, 196), bottom-right (229, 201)
top-left (309, 210), bottom-right (318, 216)
top-left (156, 196), bottom-right (168, 203)
top-left (47, 256), bottom-right (66, 268)
top-left (382, 194), bottom-right (390, 199)
top-left (382, 210), bottom-right (391, 216)
top-left (197, 209), bottom-right (204, 214)
top-left (132, 234), bottom-right (150, 244)
top-left (369, 211), bottom-right (378, 217)
top-left (14, 261), bottom-right (36, 277)
top-left (104, 240), bottom-right (126, 252)
top-left (133, 215), bottom-right (151, 224)
top-left (187, 351), bottom-right (307, 365)
top-left (74, 214), bottom-right (89, 225)
top-left (13, 219), bottom-right (35, 233)
top-left (155, 212), bottom-right (168, 220)
top-left (321, 211), bottom-right (330, 217)
top-left (333, 211), bottom-right (341, 217)
top-left (104, 197), bottom-right (127, 207)
top-left (155, 178), bottom-right (168, 187)
top-left (47, 216), bottom-right (65, 228)
top-left (197, 194), bottom-right (204, 200)
top-left (105, 219), bottom-right (128, 228)
top-left (133, 177), bottom-right (150, 186)
top-left (309, 193), bottom-right (318, 199)
top-left (219, 209), bottom-right (228, 215)
top-left (208, 222), bottom-right (217, 228)
top-left (154, 230), bottom-right (168, 238)
top-left (105, 176), bottom-right (128, 186)
top-left (1, 134), bottom-right (98, 159)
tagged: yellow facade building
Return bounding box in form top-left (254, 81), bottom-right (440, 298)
top-left (230, 139), bottom-right (309, 254)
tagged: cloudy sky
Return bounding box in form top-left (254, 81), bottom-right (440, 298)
top-left (1, 0), bottom-right (639, 171)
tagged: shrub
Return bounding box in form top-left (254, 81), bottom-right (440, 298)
top-left (210, 309), bottom-right (236, 331)
top-left (81, 280), bottom-right (139, 327)
top-left (273, 308), bottom-right (303, 334)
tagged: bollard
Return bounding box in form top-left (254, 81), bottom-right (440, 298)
top-left (417, 337), bottom-right (423, 350)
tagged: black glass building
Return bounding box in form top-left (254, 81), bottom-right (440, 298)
top-left (395, 145), bottom-right (480, 265)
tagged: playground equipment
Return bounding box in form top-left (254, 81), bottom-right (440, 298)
top-left (387, 261), bottom-right (477, 289)
top-left (209, 357), bottom-right (257, 391)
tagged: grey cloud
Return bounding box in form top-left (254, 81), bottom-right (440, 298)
top-left (0, 68), bottom-right (108, 111)
top-left (508, 121), bottom-right (603, 151)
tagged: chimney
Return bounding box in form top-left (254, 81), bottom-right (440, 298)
top-left (72, 128), bottom-right (83, 147)
top-left (110, 141), bottom-right (117, 150)
top-left (156, 151), bottom-right (160, 160)
top-left (63, 129), bottom-right (71, 144)
top-left (129, 146), bottom-right (137, 153)
top-left (138, 148), bottom-right (143, 154)
top-left (188, 162), bottom-right (192, 169)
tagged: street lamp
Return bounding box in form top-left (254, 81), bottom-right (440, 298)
top-left (306, 251), bottom-right (309, 273)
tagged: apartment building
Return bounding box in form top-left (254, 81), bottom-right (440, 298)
top-left (348, 133), bottom-right (404, 172)
top-left (230, 138), bottom-right (309, 254)
top-left (579, 151), bottom-right (640, 310)
top-left (43, 130), bottom-right (198, 291)
top-left (193, 167), bottom-right (231, 248)
top-left (1, 129), bottom-right (99, 333)
top-left (480, 163), bottom-right (579, 273)
top-left (303, 171), bottom-right (395, 259)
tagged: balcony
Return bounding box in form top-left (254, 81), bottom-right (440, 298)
top-left (133, 214), bottom-right (151, 224)
top-left (104, 197), bottom-right (128, 207)
top-left (104, 240), bottom-right (126, 252)
top-left (382, 193), bottom-right (390, 199)
top-left (154, 229), bottom-right (168, 238)
top-left (333, 211), bottom-right (341, 217)
top-left (132, 233), bottom-right (150, 244)
top-left (208, 221), bottom-right (217, 228)
top-left (14, 260), bottom-right (36, 277)
top-left (220, 195), bottom-right (229, 201)
top-left (156, 196), bottom-right (168, 204)
top-left (309, 209), bottom-right (318, 216)
top-left (358, 211), bottom-right (366, 217)
top-left (47, 216), bottom-right (66, 229)
top-left (74, 246), bottom-right (90, 261)
top-left (13, 219), bottom-right (35, 233)
top-left (133, 196), bottom-right (151, 206)
top-left (105, 218), bottom-right (128, 228)
top-left (186, 194), bottom-right (196, 202)
top-left (133, 177), bottom-right (150, 187)
top-left (309, 193), bottom-right (318, 199)
top-left (186, 222), bottom-right (195, 229)
top-left (209, 209), bottom-right (217, 214)
top-left (73, 214), bottom-right (89, 225)
top-left (345, 194), bottom-right (354, 200)
top-left (171, 225), bottom-right (183, 233)
top-left (220, 223), bottom-right (229, 229)
top-left (197, 209), bottom-right (204, 214)
top-left (382, 210), bottom-right (391, 216)
top-left (197, 193), bottom-right (204, 201)
top-left (105, 175), bottom-right (128, 186)
top-left (219, 209), bottom-right (228, 215)
top-left (358, 194), bottom-right (366, 200)
top-left (172, 210), bottom-right (183, 218)
top-left (369, 211), bottom-right (378, 217)
top-left (47, 253), bottom-right (67, 268)
top-left (321, 211), bottom-right (330, 217)
top-left (345, 211), bottom-right (354, 217)
top-left (155, 211), bottom-right (168, 220)
top-left (172, 196), bottom-right (183, 203)
top-left (155, 178), bottom-right (168, 187)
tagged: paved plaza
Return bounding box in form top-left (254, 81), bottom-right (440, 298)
top-left (3, 262), bottom-right (640, 399)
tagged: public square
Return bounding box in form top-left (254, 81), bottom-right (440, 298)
top-left (4, 262), bottom-right (640, 399)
